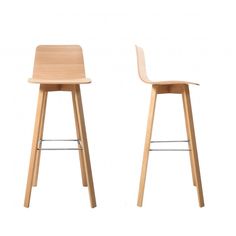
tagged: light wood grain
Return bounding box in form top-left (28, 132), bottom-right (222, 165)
top-left (24, 87), bottom-right (45, 207)
top-left (72, 90), bottom-right (88, 187)
top-left (25, 45), bottom-right (96, 208)
top-left (135, 45), bottom-right (199, 86)
top-left (29, 45), bottom-right (91, 84)
top-left (33, 91), bottom-right (48, 186)
top-left (154, 84), bottom-right (186, 94)
top-left (182, 85), bottom-right (204, 207)
top-left (73, 85), bottom-right (96, 208)
top-left (137, 87), bottom-right (157, 207)
top-left (136, 46), bottom-right (204, 207)
top-left (182, 88), bottom-right (196, 187)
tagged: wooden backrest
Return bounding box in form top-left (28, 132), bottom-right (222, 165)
top-left (32, 45), bottom-right (86, 83)
top-left (135, 45), bottom-right (151, 83)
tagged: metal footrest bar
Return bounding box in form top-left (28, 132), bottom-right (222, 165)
top-left (150, 140), bottom-right (190, 151)
top-left (38, 148), bottom-right (81, 151)
top-left (151, 140), bottom-right (189, 143)
top-left (41, 139), bottom-right (79, 141)
top-left (37, 139), bottom-right (82, 151)
top-left (150, 149), bottom-right (191, 151)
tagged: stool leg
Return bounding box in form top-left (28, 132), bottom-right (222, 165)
top-left (137, 86), bottom-right (157, 207)
top-left (24, 88), bottom-right (45, 207)
top-left (73, 85), bottom-right (96, 208)
top-left (182, 91), bottom-right (196, 187)
top-left (72, 91), bottom-right (88, 187)
top-left (33, 92), bottom-right (48, 186)
top-left (182, 86), bottom-right (204, 207)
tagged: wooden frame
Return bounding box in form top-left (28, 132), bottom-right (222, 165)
top-left (24, 45), bottom-right (96, 208)
top-left (24, 85), bottom-right (96, 208)
top-left (136, 45), bottom-right (204, 207)
top-left (32, 91), bottom-right (47, 186)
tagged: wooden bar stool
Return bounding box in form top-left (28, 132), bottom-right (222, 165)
top-left (136, 46), bottom-right (204, 207)
top-left (24, 45), bottom-right (96, 208)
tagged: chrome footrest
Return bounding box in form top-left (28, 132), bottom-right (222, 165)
top-left (151, 140), bottom-right (189, 143)
top-left (37, 139), bottom-right (82, 151)
top-left (150, 149), bottom-right (191, 151)
top-left (150, 140), bottom-right (190, 151)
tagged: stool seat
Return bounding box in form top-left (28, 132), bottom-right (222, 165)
top-left (135, 45), bottom-right (199, 86)
top-left (29, 77), bottom-right (91, 84)
top-left (147, 81), bottom-right (199, 86)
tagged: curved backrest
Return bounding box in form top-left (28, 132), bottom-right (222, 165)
top-left (135, 45), bottom-right (152, 83)
top-left (32, 45), bottom-right (86, 84)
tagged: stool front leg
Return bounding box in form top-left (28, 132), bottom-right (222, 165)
top-left (33, 91), bottom-right (48, 186)
top-left (137, 86), bottom-right (157, 207)
top-left (24, 88), bottom-right (46, 207)
top-left (72, 91), bottom-right (88, 187)
top-left (182, 85), bottom-right (204, 207)
top-left (73, 85), bottom-right (96, 208)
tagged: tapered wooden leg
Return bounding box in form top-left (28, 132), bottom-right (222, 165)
top-left (137, 86), bottom-right (157, 207)
top-left (182, 91), bottom-right (196, 187)
top-left (73, 85), bottom-right (96, 208)
top-left (72, 91), bottom-right (88, 187)
top-left (33, 92), bottom-right (48, 186)
top-left (24, 87), bottom-right (45, 207)
top-left (182, 85), bottom-right (204, 207)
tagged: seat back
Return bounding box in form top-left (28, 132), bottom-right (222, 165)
top-left (135, 45), bottom-right (151, 83)
top-left (32, 45), bottom-right (86, 83)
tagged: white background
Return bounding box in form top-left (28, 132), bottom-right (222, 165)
top-left (0, 0), bottom-right (235, 235)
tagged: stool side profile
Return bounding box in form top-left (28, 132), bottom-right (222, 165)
top-left (136, 45), bottom-right (204, 207)
top-left (135, 45), bottom-right (152, 83)
top-left (135, 45), bottom-right (199, 86)
top-left (24, 45), bottom-right (96, 208)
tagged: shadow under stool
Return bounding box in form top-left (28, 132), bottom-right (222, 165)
top-left (24, 45), bottom-right (96, 208)
top-left (135, 45), bottom-right (204, 207)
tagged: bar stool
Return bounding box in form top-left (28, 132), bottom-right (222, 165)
top-left (136, 46), bottom-right (204, 207)
top-left (24, 45), bottom-right (96, 208)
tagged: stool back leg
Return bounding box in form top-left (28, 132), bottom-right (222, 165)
top-left (182, 90), bottom-right (197, 187)
top-left (182, 85), bottom-right (204, 207)
top-left (33, 91), bottom-right (48, 186)
top-left (72, 91), bottom-right (88, 187)
top-left (137, 86), bottom-right (157, 207)
top-left (73, 85), bottom-right (96, 208)
top-left (24, 88), bottom-right (46, 207)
